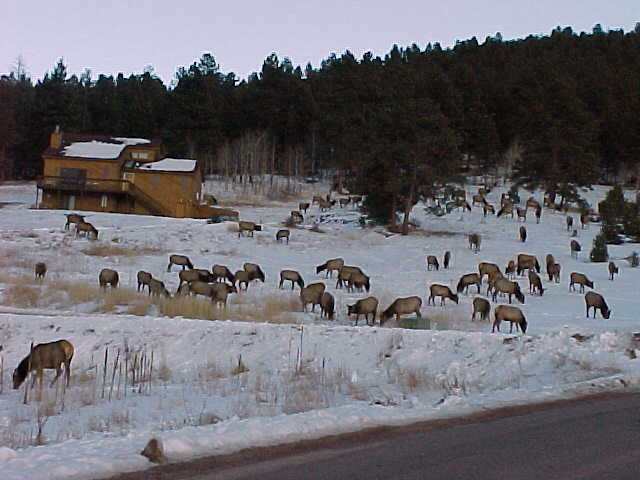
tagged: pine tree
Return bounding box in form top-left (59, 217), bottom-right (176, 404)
top-left (590, 233), bottom-right (609, 262)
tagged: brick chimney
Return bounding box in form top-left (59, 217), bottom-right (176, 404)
top-left (50, 125), bottom-right (62, 149)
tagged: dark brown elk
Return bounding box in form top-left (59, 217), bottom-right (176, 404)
top-left (178, 269), bottom-right (213, 290)
top-left (547, 263), bottom-right (561, 283)
top-left (336, 266), bottom-right (365, 289)
top-left (167, 254), bottom-right (193, 272)
top-left (483, 204), bottom-right (495, 217)
top-left (381, 296), bottom-right (422, 325)
top-left (299, 202), bottom-right (310, 213)
top-left (468, 233), bottom-right (481, 253)
top-left (347, 272), bottom-right (371, 293)
top-left (608, 261), bottom-right (618, 281)
top-left (486, 270), bottom-right (505, 296)
top-left (585, 291), bottom-right (611, 319)
top-left (75, 221), bottom-right (99, 239)
top-left (519, 226), bottom-right (527, 242)
top-left (491, 278), bottom-right (525, 304)
top-left (13, 339), bottom-right (74, 389)
top-left (137, 270), bottom-right (152, 292)
top-left (528, 270), bottom-right (544, 296)
top-left (516, 208), bottom-right (527, 222)
top-left (569, 272), bottom-right (593, 293)
top-left (148, 278), bottom-right (171, 297)
top-left (243, 262), bottom-right (265, 283)
top-left (479, 262), bottom-right (501, 284)
top-left (320, 291), bottom-right (335, 319)
top-left (35, 262), bottom-right (47, 280)
top-left (279, 269), bottom-right (305, 290)
top-left (347, 297), bottom-right (379, 326)
top-left (99, 268), bottom-right (119, 288)
top-left (457, 273), bottom-right (481, 294)
top-left (290, 211), bottom-right (304, 223)
top-left (472, 194), bottom-right (487, 206)
top-left (187, 281), bottom-right (237, 306)
top-left (234, 270), bottom-right (250, 291)
top-left (505, 260), bottom-right (516, 279)
top-left (497, 203), bottom-right (514, 218)
top-left (516, 254), bottom-right (540, 275)
top-left (426, 255), bottom-right (439, 271)
top-left (276, 229), bottom-right (290, 244)
top-left (443, 251), bottom-right (451, 269)
top-left (570, 240), bottom-right (582, 259)
top-left (526, 197), bottom-right (541, 210)
top-left (428, 284), bottom-right (459, 306)
top-left (500, 194), bottom-right (511, 209)
top-left (492, 305), bottom-right (527, 334)
top-left (545, 254), bottom-right (556, 272)
top-left (316, 258), bottom-right (344, 277)
top-left (300, 283), bottom-right (326, 312)
top-left (535, 205), bottom-right (542, 224)
top-left (64, 213), bottom-right (86, 230)
top-left (339, 198), bottom-right (350, 208)
top-left (212, 265), bottom-right (235, 284)
top-left (580, 212), bottom-right (590, 229)
top-left (471, 297), bottom-right (491, 322)
top-left (566, 216), bottom-right (574, 231)
top-left (238, 221), bottom-right (262, 237)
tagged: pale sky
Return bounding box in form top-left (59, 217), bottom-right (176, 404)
top-left (2, 0), bottom-right (638, 84)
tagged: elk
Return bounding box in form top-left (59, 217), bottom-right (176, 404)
top-left (336, 265), bottom-right (365, 289)
top-left (312, 195), bottom-right (325, 204)
top-left (320, 291), bottom-right (335, 319)
top-left (570, 240), bottom-right (581, 259)
top-left (347, 297), bottom-right (379, 326)
top-left (443, 251), bottom-right (451, 269)
top-left (483, 204), bottom-right (495, 217)
top-left (566, 216), bottom-right (574, 231)
top-left (479, 262), bottom-right (501, 283)
top-left (137, 270), bottom-right (153, 292)
top-left (318, 199), bottom-right (332, 212)
top-left (468, 233), bottom-right (481, 253)
top-left (316, 258), bottom-right (344, 277)
top-left (178, 269), bottom-right (213, 290)
top-left (13, 340), bottom-right (74, 389)
top-left (519, 226), bottom-right (527, 242)
top-left (35, 262), bottom-right (47, 280)
top-left (347, 272), bottom-right (371, 293)
top-left (516, 254), bottom-right (540, 275)
top-left (234, 270), bottom-right (250, 291)
top-left (238, 221), bottom-right (262, 237)
top-left (428, 284), bottom-right (459, 306)
top-left (350, 195), bottom-right (363, 205)
top-left (99, 268), bottom-right (119, 288)
top-left (167, 254), bottom-right (194, 272)
top-left (585, 291), bottom-right (611, 319)
top-left (148, 278), bottom-right (171, 297)
top-left (456, 273), bottom-right (481, 294)
top-left (300, 283), bottom-right (326, 312)
top-left (545, 254), bottom-right (556, 272)
top-left (75, 221), bottom-right (99, 239)
top-left (608, 261), bottom-right (618, 281)
top-left (516, 208), bottom-right (527, 222)
top-left (497, 203), bottom-right (514, 218)
top-left (299, 202), bottom-right (310, 213)
top-left (505, 260), bottom-right (516, 279)
top-left (471, 297), bottom-right (491, 322)
top-left (472, 194), bottom-right (487, 206)
top-left (64, 213), bottom-right (86, 230)
top-left (243, 262), bottom-right (265, 283)
top-left (535, 205), bottom-right (542, 224)
top-left (380, 297), bottom-right (422, 325)
top-left (580, 212), bottom-right (590, 229)
top-left (212, 264), bottom-right (235, 284)
top-left (491, 278), bottom-right (525, 304)
top-left (528, 270), bottom-right (544, 296)
top-left (279, 269), bottom-right (305, 290)
top-left (339, 198), bottom-right (350, 208)
top-left (290, 211), bottom-right (304, 223)
top-left (276, 229), bottom-right (290, 244)
top-left (569, 272), bottom-right (593, 293)
top-left (426, 255), bottom-right (439, 271)
top-left (492, 305), bottom-right (527, 334)
top-left (547, 263), bottom-right (561, 283)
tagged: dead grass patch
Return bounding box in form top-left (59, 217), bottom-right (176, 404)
top-left (81, 244), bottom-right (164, 257)
top-left (228, 293), bottom-right (300, 324)
top-left (412, 229), bottom-right (466, 238)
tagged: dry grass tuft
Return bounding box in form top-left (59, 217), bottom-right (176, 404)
top-left (231, 357), bottom-right (249, 375)
top-left (228, 293), bottom-right (299, 324)
top-left (412, 229), bottom-right (465, 238)
top-left (81, 244), bottom-right (164, 257)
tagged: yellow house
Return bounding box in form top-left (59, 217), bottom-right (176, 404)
top-left (37, 128), bottom-right (232, 219)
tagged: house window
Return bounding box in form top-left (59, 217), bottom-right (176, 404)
top-left (103, 167), bottom-right (110, 178)
top-left (60, 168), bottom-right (86, 186)
top-left (151, 176), bottom-right (159, 186)
top-left (132, 151), bottom-right (149, 160)
top-left (101, 195), bottom-right (108, 208)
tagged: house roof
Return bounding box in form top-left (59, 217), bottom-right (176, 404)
top-left (44, 133), bottom-right (160, 159)
top-left (134, 158), bottom-right (198, 173)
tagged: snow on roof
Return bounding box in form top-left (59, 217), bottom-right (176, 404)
top-left (135, 158), bottom-right (197, 172)
top-left (62, 137), bottom-right (150, 159)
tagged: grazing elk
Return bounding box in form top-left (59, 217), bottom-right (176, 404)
top-left (472, 194), bottom-right (487, 207)
top-left (479, 262), bottom-right (501, 284)
top-left (456, 273), bottom-right (481, 294)
top-left (75, 221), bottom-right (99, 239)
top-left (299, 202), bottom-right (310, 213)
top-left (381, 297), bottom-right (422, 325)
top-left (443, 251), bottom-right (451, 269)
top-left (290, 211), bottom-right (304, 223)
top-left (585, 291), bottom-right (611, 319)
top-left (497, 203), bottom-right (514, 218)
top-left (137, 270), bottom-right (152, 292)
top-left (336, 265), bottom-right (365, 289)
top-left (99, 268), bottom-right (119, 288)
top-left (279, 269), bottom-right (305, 290)
top-left (516, 208), bottom-right (527, 222)
top-left (148, 278), bottom-right (171, 297)
top-left (35, 262), bottom-right (47, 281)
top-left (238, 221), bottom-right (262, 237)
top-left (234, 270), bottom-right (250, 291)
top-left (566, 216), bottom-right (574, 231)
top-left (167, 254), bottom-right (194, 272)
top-left (608, 261), bottom-right (619, 281)
top-left (492, 305), bottom-right (528, 334)
top-left (320, 291), bottom-right (335, 319)
top-left (569, 272), bottom-right (593, 293)
top-left (528, 270), bottom-right (544, 296)
top-left (580, 212), bottom-right (590, 229)
top-left (339, 198), bottom-right (350, 208)
top-left (13, 339), bottom-right (74, 389)
top-left (516, 254), bottom-right (541, 275)
top-left (570, 240), bottom-right (581, 259)
top-left (347, 297), bottom-right (379, 326)
top-left (64, 213), bottom-right (86, 231)
top-left (505, 260), bottom-right (516, 279)
top-left (519, 226), bottom-right (527, 242)
top-left (318, 199), bottom-right (332, 212)
top-left (483, 204), bottom-right (495, 217)
top-left (471, 297), bottom-right (491, 322)
top-left (547, 263), bottom-right (561, 283)
top-left (178, 269), bottom-right (214, 290)
top-left (426, 255), bottom-right (439, 271)
top-left (187, 281), bottom-right (237, 307)
top-left (347, 272), bottom-right (371, 293)
top-left (491, 278), bottom-right (525, 304)
top-left (468, 233), bottom-right (481, 253)
top-left (526, 197), bottom-right (541, 210)
top-left (312, 195), bottom-right (325, 204)
top-left (243, 262), bottom-right (265, 283)
top-left (535, 205), bottom-right (542, 224)
top-left (545, 254), bottom-right (556, 272)
top-left (276, 229), bottom-right (290, 244)
top-left (300, 283), bottom-right (326, 312)
top-left (428, 284), bottom-right (459, 306)
top-left (316, 258), bottom-right (344, 277)
top-left (212, 264), bottom-right (235, 284)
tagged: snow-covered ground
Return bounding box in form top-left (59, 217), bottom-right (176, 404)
top-left (0, 180), bottom-right (639, 479)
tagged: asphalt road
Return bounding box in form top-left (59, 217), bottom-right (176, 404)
top-left (115, 393), bottom-right (640, 480)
